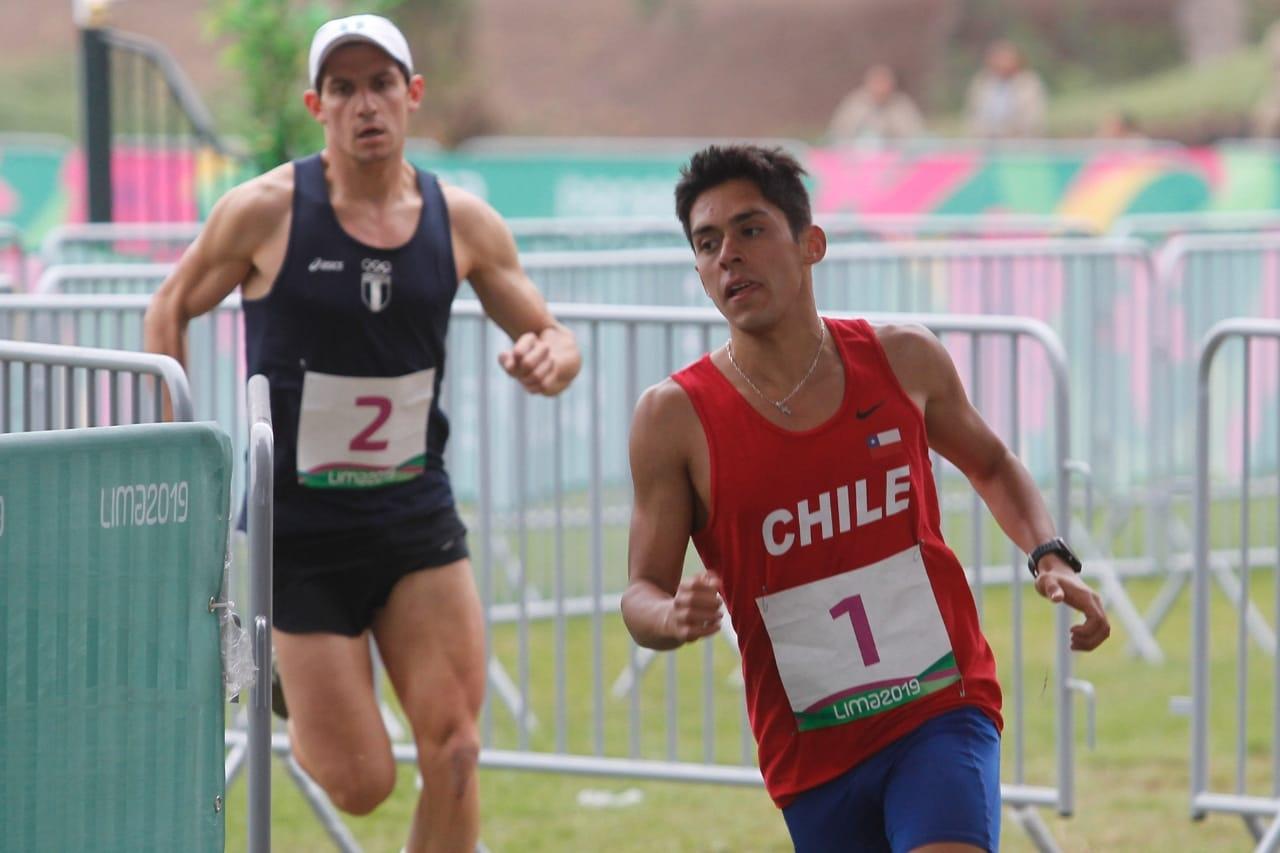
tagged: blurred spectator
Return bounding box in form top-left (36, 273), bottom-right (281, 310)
top-left (1096, 110), bottom-right (1144, 140)
top-left (1252, 21), bottom-right (1280, 138)
top-left (965, 40), bottom-right (1047, 138)
top-left (826, 64), bottom-right (925, 143)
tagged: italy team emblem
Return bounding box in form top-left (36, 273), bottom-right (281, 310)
top-left (361, 257), bottom-right (392, 312)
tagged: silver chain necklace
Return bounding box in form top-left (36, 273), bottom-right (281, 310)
top-left (725, 322), bottom-right (826, 416)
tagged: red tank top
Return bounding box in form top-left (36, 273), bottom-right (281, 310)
top-left (672, 317), bottom-right (1002, 807)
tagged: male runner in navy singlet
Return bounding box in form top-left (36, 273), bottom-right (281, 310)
top-left (145, 15), bottom-right (581, 851)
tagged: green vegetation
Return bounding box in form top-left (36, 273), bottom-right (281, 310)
top-left (219, 570), bottom-right (1280, 851)
top-left (1045, 44), bottom-right (1271, 137)
top-left (206, 0), bottom-right (404, 171)
top-left (929, 41), bottom-right (1271, 138)
top-left (0, 53), bottom-right (77, 138)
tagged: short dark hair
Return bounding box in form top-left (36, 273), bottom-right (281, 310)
top-left (674, 145), bottom-right (812, 245)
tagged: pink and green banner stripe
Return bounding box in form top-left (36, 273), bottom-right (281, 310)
top-left (795, 652), bottom-right (960, 732)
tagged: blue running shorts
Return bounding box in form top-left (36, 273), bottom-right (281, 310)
top-left (782, 705), bottom-right (1001, 853)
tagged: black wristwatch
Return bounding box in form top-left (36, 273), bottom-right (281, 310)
top-left (1027, 537), bottom-right (1082, 579)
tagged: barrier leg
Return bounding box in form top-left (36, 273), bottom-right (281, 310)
top-left (1070, 520), bottom-right (1164, 663)
top-left (611, 647), bottom-right (658, 698)
top-left (225, 736), bottom-right (249, 787)
top-left (1254, 813), bottom-right (1280, 852)
top-left (1154, 517), bottom-right (1275, 655)
top-left (1210, 564), bottom-right (1276, 655)
top-left (1008, 806), bottom-right (1062, 853)
top-left (1141, 571), bottom-right (1189, 644)
top-left (613, 619), bottom-right (743, 698)
top-left (489, 656), bottom-right (539, 731)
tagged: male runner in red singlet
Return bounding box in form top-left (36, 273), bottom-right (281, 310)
top-left (621, 144), bottom-right (1110, 852)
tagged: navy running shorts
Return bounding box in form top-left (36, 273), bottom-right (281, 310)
top-left (782, 705), bottom-right (1001, 853)
top-left (272, 503), bottom-right (469, 636)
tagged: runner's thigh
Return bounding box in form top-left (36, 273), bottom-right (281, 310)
top-left (883, 707), bottom-right (1001, 853)
top-left (373, 558), bottom-right (486, 734)
top-left (274, 629), bottom-right (393, 774)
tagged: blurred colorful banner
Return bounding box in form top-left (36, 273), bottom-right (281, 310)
top-left (6, 136), bottom-right (1280, 245)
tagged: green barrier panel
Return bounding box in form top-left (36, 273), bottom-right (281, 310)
top-left (0, 422), bottom-right (232, 853)
top-left (407, 151), bottom-right (689, 219)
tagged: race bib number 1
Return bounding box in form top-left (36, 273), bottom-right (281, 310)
top-left (756, 544), bottom-right (960, 732)
top-left (296, 369), bottom-right (435, 489)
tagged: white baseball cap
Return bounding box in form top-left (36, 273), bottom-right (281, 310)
top-left (308, 14), bottom-right (414, 89)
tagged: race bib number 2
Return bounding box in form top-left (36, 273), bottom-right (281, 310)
top-left (756, 544), bottom-right (960, 732)
top-left (297, 369), bottom-right (435, 489)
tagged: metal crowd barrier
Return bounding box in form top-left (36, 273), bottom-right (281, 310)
top-left (0, 221), bottom-right (24, 291)
top-left (36, 263), bottom-right (172, 294)
top-left (1191, 319), bottom-right (1280, 852)
top-left (91, 28), bottom-right (251, 222)
top-left (1113, 211), bottom-right (1280, 246)
top-left (41, 223), bottom-right (201, 266)
top-left (1139, 235), bottom-right (1280, 655)
top-left (0, 338), bottom-right (193, 429)
top-left (513, 239), bottom-right (1150, 481)
top-left (1156, 233), bottom-right (1280, 484)
top-left (510, 213), bottom-right (1094, 252)
top-left (33, 213), bottom-right (1092, 270)
top-left (244, 375), bottom-right (273, 853)
top-left (6, 239), bottom-right (1162, 661)
top-left (517, 240), bottom-right (1160, 659)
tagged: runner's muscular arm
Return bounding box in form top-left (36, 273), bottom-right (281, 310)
top-left (621, 381), bottom-right (723, 650)
top-left (880, 324), bottom-right (1109, 651)
top-left (143, 172), bottom-right (289, 369)
top-left (446, 187), bottom-right (581, 396)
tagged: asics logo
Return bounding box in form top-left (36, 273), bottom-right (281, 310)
top-left (309, 257), bottom-right (344, 273)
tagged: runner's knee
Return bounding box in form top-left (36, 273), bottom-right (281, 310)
top-left (300, 747), bottom-right (396, 816)
top-left (417, 720), bottom-right (480, 798)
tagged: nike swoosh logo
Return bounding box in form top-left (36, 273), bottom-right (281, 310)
top-left (855, 401), bottom-right (884, 419)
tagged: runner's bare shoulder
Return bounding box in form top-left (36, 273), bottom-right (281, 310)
top-left (875, 321), bottom-right (944, 373)
top-left (439, 183), bottom-right (505, 242)
top-left (875, 322), bottom-right (953, 408)
top-left (632, 378), bottom-right (701, 451)
top-left (438, 183), bottom-right (516, 279)
top-left (203, 162), bottom-right (296, 255)
top-left (875, 321), bottom-right (937, 359)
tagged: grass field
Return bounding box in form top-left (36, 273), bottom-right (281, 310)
top-left (218, 567), bottom-right (1280, 852)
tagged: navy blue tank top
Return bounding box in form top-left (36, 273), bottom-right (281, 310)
top-left (242, 153), bottom-right (459, 536)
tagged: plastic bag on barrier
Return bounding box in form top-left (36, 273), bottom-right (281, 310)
top-left (219, 603), bottom-right (258, 702)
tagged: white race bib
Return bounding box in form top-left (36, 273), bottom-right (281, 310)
top-left (296, 369), bottom-right (435, 489)
top-left (756, 544), bottom-right (959, 732)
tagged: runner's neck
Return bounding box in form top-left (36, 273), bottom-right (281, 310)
top-left (724, 312), bottom-right (829, 391)
top-left (321, 149), bottom-right (415, 206)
